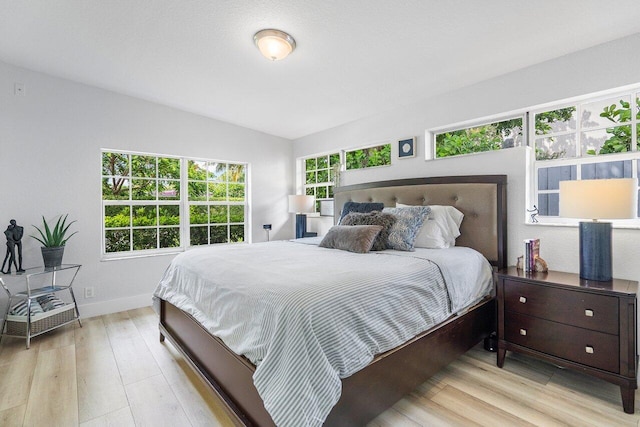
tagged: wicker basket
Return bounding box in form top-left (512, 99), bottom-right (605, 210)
top-left (5, 303), bottom-right (76, 336)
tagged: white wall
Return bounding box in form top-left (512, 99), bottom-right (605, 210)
top-left (0, 61), bottom-right (293, 317)
top-left (294, 33), bottom-right (640, 281)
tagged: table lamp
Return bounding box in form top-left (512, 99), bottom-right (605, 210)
top-left (288, 195), bottom-right (315, 239)
top-left (559, 178), bottom-right (637, 281)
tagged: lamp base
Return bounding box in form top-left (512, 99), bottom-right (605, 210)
top-left (295, 214), bottom-right (307, 239)
top-left (579, 221), bottom-right (612, 281)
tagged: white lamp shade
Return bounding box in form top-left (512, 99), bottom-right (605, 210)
top-left (559, 178), bottom-right (637, 220)
top-left (288, 195), bottom-right (315, 213)
top-left (254, 29), bottom-right (296, 61)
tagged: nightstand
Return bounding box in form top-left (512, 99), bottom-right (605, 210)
top-left (496, 267), bottom-right (638, 414)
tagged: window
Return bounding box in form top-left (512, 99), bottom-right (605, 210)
top-left (187, 160), bottom-right (246, 245)
top-left (532, 90), bottom-right (640, 221)
top-left (304, 153), bottom-right (340, 212)
top-left (434, 116), bottom-right (524, 158)
top-left (345, 143), bottom-right (391, 170)
top-left (102, 150), bottom-right (248, 256)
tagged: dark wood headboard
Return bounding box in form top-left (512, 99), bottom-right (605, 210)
top-left (333, 175), bottom-right (507, 269)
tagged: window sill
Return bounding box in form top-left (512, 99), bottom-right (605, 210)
top-left (525, 220), bottom-right (640, 230)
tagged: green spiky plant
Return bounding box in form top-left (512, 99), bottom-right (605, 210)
top-left (31, 214), bottom-right (78, 247)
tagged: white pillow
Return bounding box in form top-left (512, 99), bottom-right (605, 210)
top-left (396, 203), bottom-right (463, 249)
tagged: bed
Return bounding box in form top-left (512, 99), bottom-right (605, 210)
top-left (156, 175), bottom-right (507, 426)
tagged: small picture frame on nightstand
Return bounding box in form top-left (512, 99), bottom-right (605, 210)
top-left (398, 137), bottom-right (416, 159)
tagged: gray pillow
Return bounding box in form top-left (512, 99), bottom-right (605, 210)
top-left (340, 211), bottom-right (396, 251)
top-left (319, 225), bottom-right (383, 253)
top-left (383, 206), bottom-right (432, 251)
top-left (338, 201), bottom-right (385, 223)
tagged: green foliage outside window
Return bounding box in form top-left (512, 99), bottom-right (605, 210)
top-left (436, 118), bottom-right (522, 158)
top-left (187, 159), bottom-right (246, 245)
top-left (588, 98), bottom-right (640, 155)
top-left (304, 153), bottom-right (339, 211)
top-left (103, 151), bottom-right (246, 253)
top-left (345, 144), bottom-right (391, 169)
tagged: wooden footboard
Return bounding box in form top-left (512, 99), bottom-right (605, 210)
top-left (159, 296), bottom-right (496, 427)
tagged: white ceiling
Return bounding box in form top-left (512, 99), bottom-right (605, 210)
top-left (1, 1), bottom-right (639, 140)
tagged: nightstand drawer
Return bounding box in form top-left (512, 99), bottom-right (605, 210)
top-left (504, 279), bottom-right (619, 335)
top-left (505, 311), bottom-right (619, 373)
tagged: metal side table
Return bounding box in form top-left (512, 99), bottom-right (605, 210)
top-left (1, 264), bottom-right (82, 349)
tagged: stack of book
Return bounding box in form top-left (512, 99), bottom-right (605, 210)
top-left (524, 238), bottom-right (540, 272)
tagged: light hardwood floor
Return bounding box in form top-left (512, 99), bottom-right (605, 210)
top-left (1, 307), bottom-right (638, 426)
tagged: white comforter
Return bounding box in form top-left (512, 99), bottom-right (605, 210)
top-left (153, 240), bottom-right (492, 427)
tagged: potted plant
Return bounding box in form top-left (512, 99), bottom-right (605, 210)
top-left (31, 214), bottom-right (77, 269)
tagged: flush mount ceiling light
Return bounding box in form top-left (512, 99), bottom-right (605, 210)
top-left (253, 29), bottom-right (296, 61)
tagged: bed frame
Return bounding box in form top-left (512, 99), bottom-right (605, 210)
top-left (158, 175), bottom-right (507, 426)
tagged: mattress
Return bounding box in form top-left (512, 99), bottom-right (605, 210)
top-left (153, 239), bottom-right (493, 427)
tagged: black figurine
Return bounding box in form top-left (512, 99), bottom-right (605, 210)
top-left (2, 219), bottom-right (25, 274)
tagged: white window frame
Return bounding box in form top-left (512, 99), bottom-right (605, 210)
top-left (101, 149), bottom-right (249, 260)
top-left (530, 87), bottom-right (640, 227)
top-left (427, 112), bottom-right (527, 161)
top-left (343, 141), bottom-right (392, 171)
top-left (301, 151), bottom-right (341, 212)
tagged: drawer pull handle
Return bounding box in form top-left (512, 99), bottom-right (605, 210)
top-left (585, 309), bottom-right (594, 317)
top-left (519, 296), bottom-right (527, 303)
top-left (585, 346), bottom-right (594, 354)
top-left (520, 329), bottom-right (527, 336)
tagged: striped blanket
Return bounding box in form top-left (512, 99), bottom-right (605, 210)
top-left (154, 240), bottom-right (492, 426)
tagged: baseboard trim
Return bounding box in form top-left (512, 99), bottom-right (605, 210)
top-left (78, 293), bottom-right (153, 318)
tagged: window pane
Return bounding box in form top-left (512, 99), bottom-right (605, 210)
top-left (159, 205), bottom-right (180, 225)
top-left (435, 118), bottom-right (522, 158)
top-left (229, 164), bottom-right (245, 183)
top-left (537, 193), bottom-right (559, 216)
top-left (328, 185), bottom-right (334, 198)
top-left (317, 187), bottom-right (327, 198)
top-left (158, 180), bottom-right (180, 200)
top-left (306, 187), bottom-right (315, 197)
top-left (188, 182), bottom-right (207, 201)
top-left (105, 205), bottom-right (130, 228)
top-left (102, 178), bottom-right (130, 200)
top-left (190, 205), bottom-right (208, 225)
top-left (133, 206), bottom-right (157, 226)
top-left (317, 169), bottom-right (328, 183)
top-left (188, 160), bottom-right (207, 180)
top-left (229, 205), bottom-right (244, 223)
top-left (317, 156), bottom-right (328, 169)
top-left (208, 183), bottom-right (227, 201)
top-left (133, 228), bottom-right (157, 250)
top-left (582, 125), bottom-right (632, 155)
top-left (158, 157), bottom-right (180, 179)
top-left (534, 107), bottom-right (576, 135)
top-left (102, 152), bottom-right (129, 176)
top-left (305, 158), bottom-right (316, 171)
top-left (190, 226), bottom-right (208, 245)
top-left (582, 96), bottom-right (631, 130)
top-left (581, 160), bottom-right (632, 180)
top-left (346, 144), bottom-right (391, 169)
top-left (210, 225), bottom-right (227, 243)
top-left (306, 171), bottom-right (316, 184)
top-left (132, 179), bottom-right (156, 200)
top-left (230, 225), bottom-right (244, 242)
top-left (229, 184), bottom-right (245, 201)
top-left (208, 163), bottom-right (227, 182)
top-left (537, 166), bottom-right (576, 190)
top-left (535, 134), bottom-right (576, 160)
top-left (159, 228), bottom-right (180, 248)
top-left (131, 155), bottom-right (157, 178)
top-left (105, 230), bottom-right (130, 253)
top-left (329, 154), bottom-right (340, 166)
top-left (209, 205), bottom-right (227, 223)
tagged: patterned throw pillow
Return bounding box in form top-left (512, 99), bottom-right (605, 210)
top-left (338, 201), bottom-right (385, 223)
top-left (383, 206), bottom-right (432, 251)
top-left (10, 300), bottom-right (45, 316)
top-left (340, 211), bottom-right (396, 251)
top-left (319, 225), bottom-right (383, 253)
